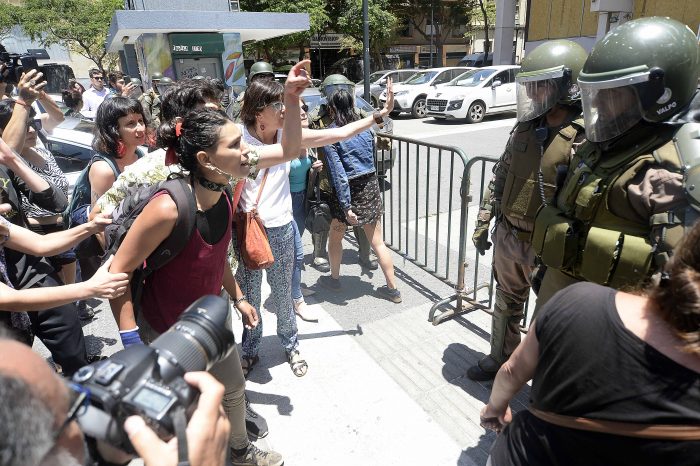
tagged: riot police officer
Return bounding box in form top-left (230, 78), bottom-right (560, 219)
top-left (228, 61), bottom-right (275, 122)
top-left (531, 17), bottom-right (700, 312)
top-left (139, 72), bottom-right (164, 129)
top-left (468, 40), bottom-right (588, 381)
top-left (308, 73), bottom-right (378, 272)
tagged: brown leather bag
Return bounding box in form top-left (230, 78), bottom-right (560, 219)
top-left (233, 169), bottom-right (274, 270)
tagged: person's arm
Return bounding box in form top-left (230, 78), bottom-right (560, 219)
top-left (480, 319), bottom-right (540, 432)
top-left (0, 137), bottom-right (60, 202)
top-left (108, 194), bottom-right (177, 333)
top-left (2, 71), bottom-right (46, 153)
top-left (279, 60), bottom-right (311, 162)
top-left (0, 256), bottom-right (128, 312)
top-left (36, 91), bottom-right (65, 133)
top-left (222, 263), bottom-right (258, 330)
top-left (124, 372), bottom-right (230, 466)
top-left (89, 161), bottom-right (118, 208)
top-left (323, 142), bottom-right (352, 213)
top-left (5, 215), bottom-right (111, 256)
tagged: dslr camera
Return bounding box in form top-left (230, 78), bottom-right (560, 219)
top-left (72, 295), bottom-right (235, 453)
top-left (0, 52), bottom-right (22, 85)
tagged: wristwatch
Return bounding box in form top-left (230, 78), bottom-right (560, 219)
top-left (373, 111), bottom-right (384, 128)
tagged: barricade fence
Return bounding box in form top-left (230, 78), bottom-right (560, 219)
top-left (374, 134), bottom-right (531, 330)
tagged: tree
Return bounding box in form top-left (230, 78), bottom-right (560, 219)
top-left (0, 2), bottom-right (21, 42)
top-left (335, 0), bottom-right (398, 65)
top-left (389, 0), bottom-right (471, 67)
top-left (17, 0), bottom-right (122, 72)
top-left (241, 0), bottom-right (329, 63)
top-left (467, 0), bottom-right (496, 55)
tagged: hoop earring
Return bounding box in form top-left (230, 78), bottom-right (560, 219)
top-left (117, 140), bottom-right (126, 157)
top-left (260, 123), bottom-right (265, 132)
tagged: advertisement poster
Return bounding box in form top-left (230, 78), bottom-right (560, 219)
top-left (135, 33), bottom-right (175, 89)
top-left (222, 33), bottom-right (245, 94)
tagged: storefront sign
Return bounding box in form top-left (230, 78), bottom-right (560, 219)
top-left (310, 33), bottom-right (344, 49)
top-left (170, 33), bottom-right (224, 56)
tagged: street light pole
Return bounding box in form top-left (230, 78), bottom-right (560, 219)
top-left (429, 0), bottom-right (434, 67)
top-left (363, 0), bottom-right (370, 101)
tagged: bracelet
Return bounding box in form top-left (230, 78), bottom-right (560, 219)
top-left (14, 99), bottom-right (31, 108)
top-left (373, 111), bottom-right (384, 127)
top-left (234, 296), bottom-right (247, 307)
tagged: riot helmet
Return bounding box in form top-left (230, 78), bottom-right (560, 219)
top-left (249, 61), bottom-right (274, 83)
top-left (320, 74), bottom-right (355, 98)
top-left (150, 71), bottom-right (163, 84)
top-left (578, 17), bottom-right (700, 142)
top-left (156, 76), bottom-right (174, 95)
top-left (516, 39), bottom-right (588, 122)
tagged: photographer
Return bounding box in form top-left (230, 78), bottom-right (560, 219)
top-left (0, 330), bottom-right (230, 466)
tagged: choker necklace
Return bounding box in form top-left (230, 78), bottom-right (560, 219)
top-left (197, 176), bottom-right (227, 192)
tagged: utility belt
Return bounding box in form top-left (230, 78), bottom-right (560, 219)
top-left (500, 216), bottom-right (532, 242)
top-left (531, 205), bottom-right (653, 288)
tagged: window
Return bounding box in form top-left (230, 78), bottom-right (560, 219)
top-left (433, 71), bottom-right (454, 85)
top-left (492, 70), bottom-right (512, 85)
top-left (46, 140), bottom-right (92, 175)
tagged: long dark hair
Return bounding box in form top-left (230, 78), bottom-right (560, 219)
top-left (240, 80), bottom-right (284, 127)
top-left (648, 221), bottom-right (700, 356)
top-left (157, 109), bottom-right (229, 174)
top-left (92, 97), bottom-right (147, 156)
top-left (327, 89), bottom-right (360, 127)
top-left (0, 99), bottom-right (36, 130)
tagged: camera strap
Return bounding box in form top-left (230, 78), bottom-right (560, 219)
top-left (172, 406), bottom-right (190, 466)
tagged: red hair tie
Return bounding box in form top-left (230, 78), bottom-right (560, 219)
top-left (165, 147), bottom-right (178, 166)
top-left (175, 121), bottom-right (183, 137)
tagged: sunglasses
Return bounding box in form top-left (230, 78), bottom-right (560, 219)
top-left (53, 382), bottom-right (90, 442)
top-left (267, 101), bottom-right (284, 112)
top-left (91, 76), bottom-right (104, 80)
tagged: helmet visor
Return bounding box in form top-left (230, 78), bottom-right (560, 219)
top-left (323, 83), bottom-right (355, 97)
top-left (516, 77), bottom-right (564, 122)
top-left (579, 72), bottom-right (656, 142)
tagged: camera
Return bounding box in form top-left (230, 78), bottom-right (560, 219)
top-left (0, 52), bottom-right (21, 85)
top-left (72, 295), bottom-right (235, 453)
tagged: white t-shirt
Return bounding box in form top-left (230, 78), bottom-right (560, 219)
top-left (238, 125), bottom-right (293, 228)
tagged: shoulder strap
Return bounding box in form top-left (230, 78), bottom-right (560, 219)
top-left (143, 177), bottom-right (197, 273)
top-left (254, 169), bottom-right (270, 208)
top-left (91, 153), bottom-right (121, 178)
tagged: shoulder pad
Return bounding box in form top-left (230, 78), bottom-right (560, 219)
top-left (673, 122), bottom-right (700, 212)
top-left (570, 117), bottom-right (585, 132)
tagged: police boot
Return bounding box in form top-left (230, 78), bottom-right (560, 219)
top-left (354, 226), bottom-right (378, 270)
top-left (312, 230), bottom-right (330, 273)
top-left (467, 291), bottom-right (524, 381)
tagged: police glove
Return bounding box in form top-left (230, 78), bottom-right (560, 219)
top-left (472, 223), bottom-right (492, 255)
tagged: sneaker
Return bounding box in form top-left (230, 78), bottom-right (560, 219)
top-left (231, 443), bottom-right (283, 466)
top-left (358, 256), bottom-right (379, 270)
top-left (318, 275), bottom-right (341, 291)
top-left (377, 285), bottom-right (402, 303)
top-left (77, 300), bottom-right (95, 320)
top-left (313, 257), bottom-right (330, 273)
top-left (293, 298), bottom-right (319, 323)
top-left (245, 395), bottom-right (269, 439)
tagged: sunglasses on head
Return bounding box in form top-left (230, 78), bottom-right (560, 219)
top-left (267, 101), bottom-right (284, 112)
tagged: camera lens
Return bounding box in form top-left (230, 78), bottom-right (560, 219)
top-left (150, 295), bottom-right (235, 378)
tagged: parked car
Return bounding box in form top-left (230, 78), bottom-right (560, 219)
top-left (44, 118), bottom-right (96, 196)
top-left (425, 65), bottom-right (520, 123)
top-left (302, 87), bottom-right (396, 176)
top-left (355, 69), bottom-right (420, 108)
top-left (378, 67), bottom-right (474, 118)
top-left (457, 53), bottom-right (493, 67)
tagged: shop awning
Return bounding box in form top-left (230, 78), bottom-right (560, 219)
top-left (106, 10), bottom-right (310, 53)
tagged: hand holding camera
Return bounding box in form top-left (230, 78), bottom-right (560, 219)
top-left (17, 69), bottom-right (47, 104)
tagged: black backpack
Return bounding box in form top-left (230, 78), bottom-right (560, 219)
top-left (102, 176), bottom-right (197, 310)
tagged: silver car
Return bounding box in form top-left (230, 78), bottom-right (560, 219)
top-left (354, 69), bottom-right (420, 109)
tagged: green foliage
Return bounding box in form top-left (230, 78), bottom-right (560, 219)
top-left (336, 0), bottom-right (398, 50)
top-left (0, 2), bottom-right (21, 40)
top-left (17, 0), bottom-right (123, 71)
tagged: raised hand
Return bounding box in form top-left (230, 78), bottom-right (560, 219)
top-left (284, 60), bottom-right (312, 99)
top-left (17, 70), bottom-right (47, 104)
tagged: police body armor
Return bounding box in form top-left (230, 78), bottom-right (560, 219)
top-left (531, 123), bottom-right (697, 289)
top-left (500, 118), bottom-right (582, 235)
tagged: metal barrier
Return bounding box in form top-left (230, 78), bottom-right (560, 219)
top-left (374, 135), bottom-right (499, 322)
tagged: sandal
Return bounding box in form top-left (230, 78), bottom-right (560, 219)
top-left (240, 355), bottom-right (259, 378)
top-left (287, 350), bottom-right (308, 377)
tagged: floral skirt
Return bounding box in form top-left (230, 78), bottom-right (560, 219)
top-left (329, 172), bottom-right (383, 226)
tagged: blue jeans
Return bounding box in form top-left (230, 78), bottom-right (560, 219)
top-left (290, 191), bottom-right (306, 301)
top-left (237, 222), bottom-right (299, 358)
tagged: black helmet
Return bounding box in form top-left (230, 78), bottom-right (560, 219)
top-left (578, 17), bottom-right (700, 142)
top-left (319, 74), bottom-right (355, 98)
top-left (515, 39), bottom-right (588, 122)
top-left (249, 61), bottom-right (274, 83)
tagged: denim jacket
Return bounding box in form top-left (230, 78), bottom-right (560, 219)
top-left (324, 128), bottom-right (375, 212)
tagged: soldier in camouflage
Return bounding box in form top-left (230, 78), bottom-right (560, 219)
top-left (468, 40), bottom-right (588, 381)
top-left (139, 72), bottom-right (163, 130)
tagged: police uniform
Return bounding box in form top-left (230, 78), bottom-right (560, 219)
top-left (139, 89), bottom-right (161, 129)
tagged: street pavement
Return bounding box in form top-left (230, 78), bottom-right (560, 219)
top-left (32, 116), bottom-right (530, 466)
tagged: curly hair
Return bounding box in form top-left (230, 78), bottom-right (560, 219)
top-left (648, 220), bottom-right (700, 355)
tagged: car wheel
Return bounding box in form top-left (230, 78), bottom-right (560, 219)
top-left (466, 101), bottom-right (485, 123)
top-left (411, 97), bottom-right (427, 118)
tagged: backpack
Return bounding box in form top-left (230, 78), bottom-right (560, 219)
top-left (102, 176), bottom-right (197, 311)
top-left (64, 153), bottom-right (120, 227)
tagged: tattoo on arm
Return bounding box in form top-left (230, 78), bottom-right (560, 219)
top-left (91, 190), bottom-right (99, 205)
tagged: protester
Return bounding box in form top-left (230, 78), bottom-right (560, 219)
top-left (236, 78), bottom-right (396, 377)
top-left (0, 331), bottom-right (230, 466)
top-left (318, 84), bottom-right (401, 303)
top-left (68, 78), bottom-right (86, 95)
top-left (288, 98), bottom-right (322, 322)
top-left (107, 108), bottom-right (298, 466)
top-left (481, 219), bottom-right (700, 465)
top-left (107, 70), bottom-right (138, 98)
top-left (80, 69), bottom-right (110, 119)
